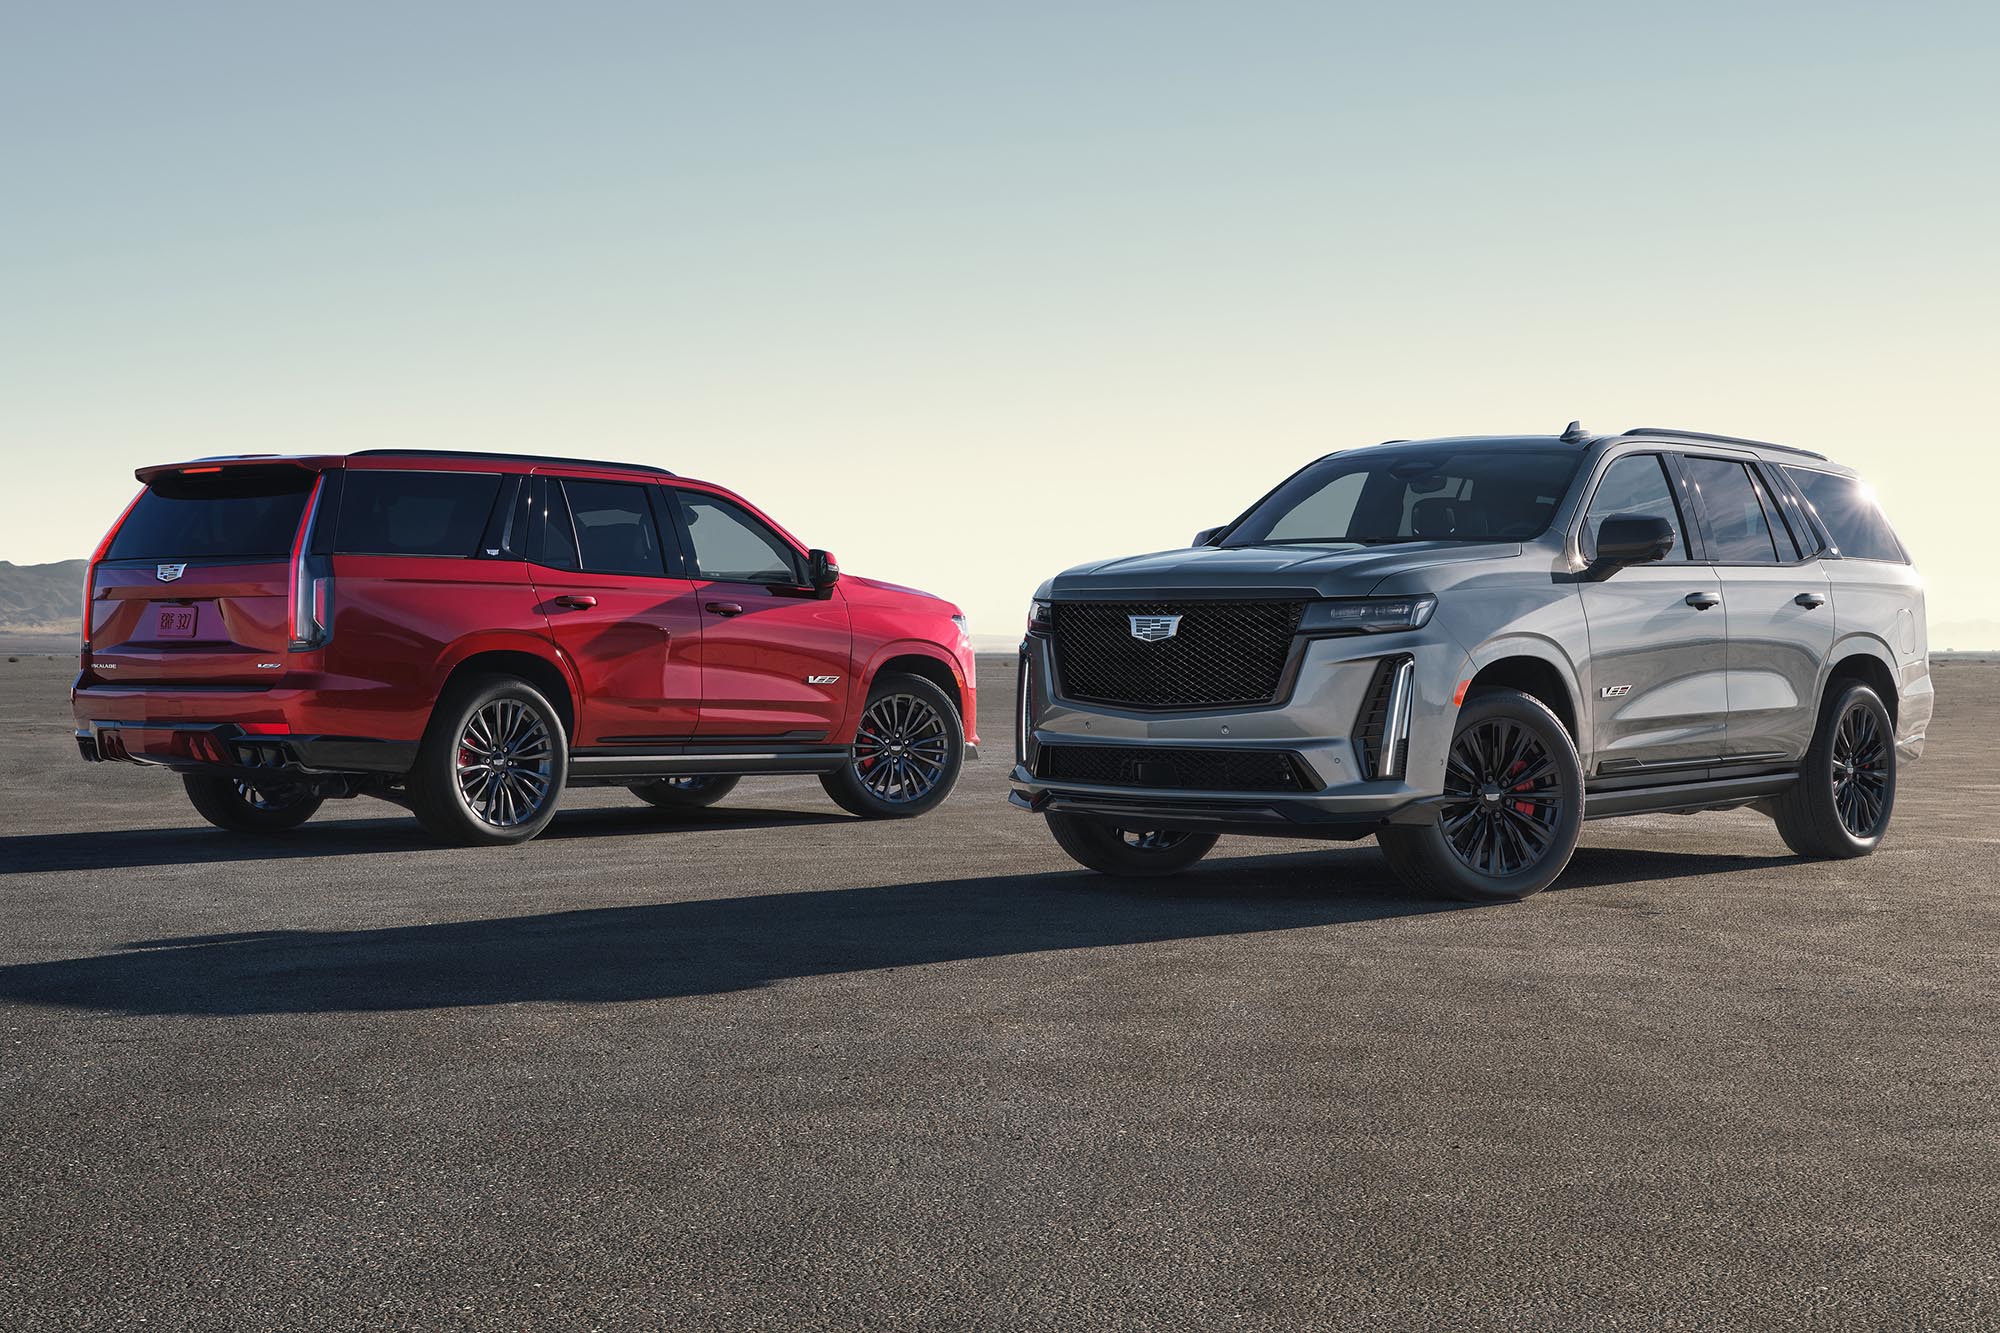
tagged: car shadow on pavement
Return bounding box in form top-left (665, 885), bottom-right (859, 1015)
top-left (0, 843), bottom-right (1800, 1017)
top-left (0, 805), bottom-right (853, 875)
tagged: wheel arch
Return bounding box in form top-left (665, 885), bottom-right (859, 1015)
top-left (1463, 645), bottom-right (1583, 749)
top-left (1822, 638), bottom-right (1900, 724)
top-left (434, 636), bottom-right (581, 740)
top-left (864, 645), bottom-right (967, 719)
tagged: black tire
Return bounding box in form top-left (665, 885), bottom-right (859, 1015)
top-left (407, 675), bottom-right (568, 846)
top-left (1377, 687), bottom-right (1584, 903)
top-left (1045, 813), bottom-right (1220, 877)
top-left (1769, 681), bottom-right (1895, 859)
top-left (820, 672), bottom-right (964, 818)
top-left (182, 774), bottom-right (323, 833)
top-left (628, 775), bottom-right (741, 810)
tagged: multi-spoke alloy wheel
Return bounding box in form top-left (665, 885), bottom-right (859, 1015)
top-left (410, 676), bottom-right (569, 845)
top-left (455, 698), bottom-right (556, 828)
top-left (819, 672), bottom-right (965, 819)
top-left (183, 773), bottom-right (324, 833)
top-left (1439, 717), bottom-right (1565, 877)
top-left (1376, 687), bottom-right (1584, 902)
top-left (1831, 701), bottom-right (1890, 838)
top-left (1044, 812), bottom-right (1219, 876)
top-left (1772, 681), bottom-right (1896, 859)
top-left (851, 691), bottom-right (953, 805)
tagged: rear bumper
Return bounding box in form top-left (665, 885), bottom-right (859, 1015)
top-left (76, 720), bottom-right (415, 779)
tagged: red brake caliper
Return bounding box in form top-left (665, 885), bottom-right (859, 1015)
top-left (1508, 759), bottom-right (1536, 816)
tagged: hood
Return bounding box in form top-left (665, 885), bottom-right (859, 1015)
top-left (840, 572), bottom-right (956, 611)
top-left (1042, 541), bottom-right (1521, 599)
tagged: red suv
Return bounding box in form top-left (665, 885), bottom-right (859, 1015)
top-left (74, 451), bottom-right (978, 844)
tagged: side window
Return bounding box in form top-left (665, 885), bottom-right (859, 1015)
top-left (1784, 467), bottom-right (1908, 563)
top-left (333, 471), bottom-right (503, 557)
top-left (561, 479), bottom-right (666, 577)
top-left (675, 493), bottom-right (804, 585)
top-left (1684, 457), bottom-right (1780, 563)
top-left (1582, 454), bottom-right (1690, 560)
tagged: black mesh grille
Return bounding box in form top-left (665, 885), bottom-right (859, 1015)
top-left (1049, 600), bottom-right (1305, 710)
top-left (1350, 656), bottom-right (1411, 780)
top-left (1036, 744), bottom-right (1309, 792)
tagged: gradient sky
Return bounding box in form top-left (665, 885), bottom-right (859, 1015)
top-left (4, 2), bottom-right (1996, 646)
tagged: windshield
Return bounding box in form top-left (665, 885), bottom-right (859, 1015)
top-left (1223, 446), bottom-right (1583, 547)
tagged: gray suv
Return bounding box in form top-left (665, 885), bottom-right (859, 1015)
top-left (1013, 425), bottom-right (1932, 901)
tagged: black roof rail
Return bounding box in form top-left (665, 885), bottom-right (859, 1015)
top-left (1622, 427), bottom-right (1826, 461)
top-left (349, 449), bottom-right (675, 475)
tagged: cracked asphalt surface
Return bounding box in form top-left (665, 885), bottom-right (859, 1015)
top-left (2, 654), bottom-right (1996, 1330)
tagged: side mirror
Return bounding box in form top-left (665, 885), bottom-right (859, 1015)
top-left (808, 548), bottom-right (840, 591)
top-left (1592, 514), bottom-right (1675, 571)
top-left (1193, 527), bottom-right (1224, 547)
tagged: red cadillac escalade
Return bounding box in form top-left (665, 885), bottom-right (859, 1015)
top-left (74, 450), bottom-right (977, 844)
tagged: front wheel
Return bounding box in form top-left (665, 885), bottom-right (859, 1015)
top-left (628, 775), bottom-right (741, 811)
top-left (407, 675), bottom-right (568, 845)
top-left (183, 774), bottom-right (323, 833)
top-left (1045, 813), bottom-right (1219, 877)
top-left (1377, 686), bottom-right (1584, 902)
top-left (819, 673), bottom-right (964, 818)
top-left (1768, 682), bottom-right (1895, 858)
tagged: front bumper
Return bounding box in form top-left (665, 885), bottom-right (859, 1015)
top-left (1010, 632), bottom-right (1469, 839)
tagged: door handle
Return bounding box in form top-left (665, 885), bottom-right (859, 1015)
top-left (1684, 592), bottom-right (1721, 610)
top-left (705, 601), bottom-right (746, 617)
top-left (1794, 592), bottom-right (1827, 608)
top-left (553, 594), bottom-right (598, 610)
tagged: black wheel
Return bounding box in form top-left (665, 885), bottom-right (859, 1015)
top-left (1769, 682), bottom-right (1895, 859)
top-left (820, 673), bottom-right (964, 818)
top-left (408, 675), bottom-right (568, 845)
top-left (1378, 687), bottom-right (1584, 902)
top-left (182, 773), bottom-right (323, 833)
top-left (1045, 812), bottom-right (1219, 877)
top-left (628, 775), bottom-right (741, 810)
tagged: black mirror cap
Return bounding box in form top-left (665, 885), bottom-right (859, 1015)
top-left (808, 548), bottom-right (841, 590)
top-left (1193, 526), bottom-right (1224, 547)
top-left (1594, 514), bottom-right (1676, 567)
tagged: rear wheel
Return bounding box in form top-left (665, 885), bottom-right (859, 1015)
top-left (1045, 813), bottom-right (1219, 877)
top-left (408, 675), bottom-right (568, 845)
top-left (628, 774), bottom-right (741, 810)
top-left (1769, 682), bottom-right (1895, 858)
top-left (183, 774), bottom-right (323, 833)
top-left (820, 673), bottom-right (964, 818)
top-left (1377, 687), bottom-right (1584, 902)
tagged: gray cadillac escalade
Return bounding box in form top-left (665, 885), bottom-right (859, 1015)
top-left (1012, 424), bottom-right (1931, 901)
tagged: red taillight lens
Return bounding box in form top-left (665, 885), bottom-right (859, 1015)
top-left (288, 477), bottom-right (332, 651)
top-left (83, 488), bottom-right (145, 656)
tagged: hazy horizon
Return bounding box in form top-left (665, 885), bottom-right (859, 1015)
top-left (5, 3), bottom-right (1996, 648)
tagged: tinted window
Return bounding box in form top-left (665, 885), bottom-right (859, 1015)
top-left (1785, 467), bottom-right (1907, 562)
top-left (1582, 454), bottom-right (1688, 560)
top-left (1685, 457), bottom-right (1779, 563)
top-left (534, 478), bottom-right (578, 570)
top-left (561, 480), bottom-right (666, 576)
top-left (108, 467), bottom-right (315, 561)
top-left (677, 494), bottom-right (803, 584)
top-left (334, 471), bottom-right (501, 557)
top-left (1226, 446), bottom-right (1582, 546)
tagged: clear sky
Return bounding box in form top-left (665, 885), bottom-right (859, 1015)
top-left (4, 2), bottom-right (1996, 646)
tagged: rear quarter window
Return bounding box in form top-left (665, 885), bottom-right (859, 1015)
top-left (1784, 467), bottom-right (1908, 563)
top-left (334, 471), bottom-right (503, 557)
top-left (107, 467), bottom-right (315, 561)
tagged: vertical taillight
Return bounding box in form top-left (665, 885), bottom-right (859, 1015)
top-left (82, 489), bottom-right (145, 660)
top-left (288, 476), bottom-right (332, 651)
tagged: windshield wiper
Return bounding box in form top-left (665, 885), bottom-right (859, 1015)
top-left (1228, 536), bottom-right (1441, 548)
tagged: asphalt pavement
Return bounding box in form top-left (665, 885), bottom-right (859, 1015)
top-left (2, 654), bottom-right (1996, 1330)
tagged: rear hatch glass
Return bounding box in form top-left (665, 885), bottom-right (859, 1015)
top-left (91, 466), bottom-right (316, 684)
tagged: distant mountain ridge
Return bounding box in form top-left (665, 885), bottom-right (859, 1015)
top-left (0, 560), bottom-right (86, 633)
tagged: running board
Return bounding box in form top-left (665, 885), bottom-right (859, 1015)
top-left (1584, 772), bottom-right (1796, 820)
top-left (566, 745), bottom-right (851, 785)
